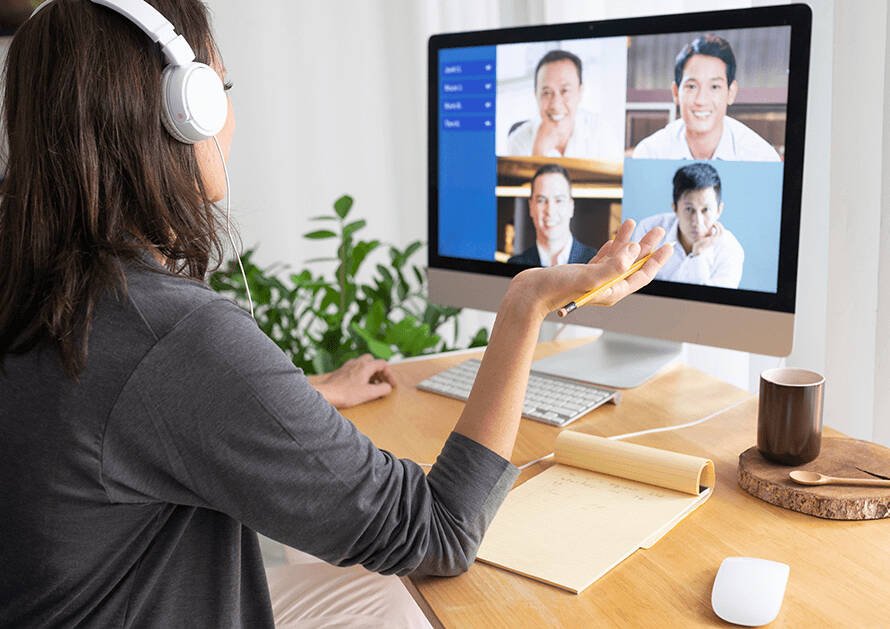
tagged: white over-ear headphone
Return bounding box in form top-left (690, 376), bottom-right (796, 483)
top-left (32, 0), bottom-right (227, 144)
top-left (31, 0), bottom-right (254, 317)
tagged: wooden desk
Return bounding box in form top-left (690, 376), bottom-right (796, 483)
top-left (339, 339), bottom-right (890, 627)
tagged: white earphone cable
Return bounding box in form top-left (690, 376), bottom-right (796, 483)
top-left (514, 396), bottom-right (749, 471)
top-left (419, 397), bottom-right (750, 471)
top-left (417, 396), bottom-right (751, 471)
top-left (212, 136), bottom-right (254, 318)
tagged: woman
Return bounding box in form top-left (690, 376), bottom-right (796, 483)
top-left (0, 1), bottom-right (670, 626)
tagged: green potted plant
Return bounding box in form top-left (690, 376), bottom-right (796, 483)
top-left (209, 195), bottom-right (489, 375)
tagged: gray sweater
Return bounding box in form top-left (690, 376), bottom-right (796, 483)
top-left (0, 258), bottom-right (518, 627)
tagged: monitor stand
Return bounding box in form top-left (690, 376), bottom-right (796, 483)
top-left (531, 332), bottom-right (682, 389)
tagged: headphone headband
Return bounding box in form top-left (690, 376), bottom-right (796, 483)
top-left (91, 0), bottom-right (195, 66)
top-left (29, 0), bottom-right (226, 144)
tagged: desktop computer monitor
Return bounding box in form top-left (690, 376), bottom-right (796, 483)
top-left (427, 4), bottom-right (812, 388)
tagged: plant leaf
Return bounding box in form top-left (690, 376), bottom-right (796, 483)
top-left (403, 241), bottom-right (423, 261)
top-left (349, 240), bottom-right (380, 277)
top-left (469, 327), bottom-right (489, 347)
top-left (376, 265), bottom-right (394, 285)
top-left (333, 195), bottom-right (353, 219)
top-left (342, 219), bottom-right (366, 239)
top-left (312, 351), bottom-right (333, 375)
top-left (290, 270), bottom-right (312, 284)
top-left (389, 246), bottom-right (404, 268)
top-left (366, 300), bottom-right (386, 335)
top-left (304, 229), bottom-right (337, 240)
top-left (320, 287), bottom-right (339, 311)
top-left (350, 323), bottom-right (394, 359)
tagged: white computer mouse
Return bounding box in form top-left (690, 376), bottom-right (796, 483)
top-left (711, 557), bottom-right (790, 626)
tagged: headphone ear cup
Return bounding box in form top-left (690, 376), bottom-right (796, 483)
top-left (161, 63), bottom-right (228, 144)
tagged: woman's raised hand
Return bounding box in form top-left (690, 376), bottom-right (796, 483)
top-left (508, 219), bottom-right (673, 319)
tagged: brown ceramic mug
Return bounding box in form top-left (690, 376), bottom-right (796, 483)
top-left (757, 368), bottom-right (824, 465)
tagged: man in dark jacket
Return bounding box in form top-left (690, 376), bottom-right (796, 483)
top-left (508, 164), bottom-right (597, 266)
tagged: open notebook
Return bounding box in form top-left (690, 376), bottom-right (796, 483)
top-left (477, 431), bottom-right (715, 594)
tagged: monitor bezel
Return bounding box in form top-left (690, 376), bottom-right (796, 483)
top-left (427, 3), bottom-right (812, 314)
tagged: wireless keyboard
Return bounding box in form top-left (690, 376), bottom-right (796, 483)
top-left (416, 359), bottom-right (620, 427)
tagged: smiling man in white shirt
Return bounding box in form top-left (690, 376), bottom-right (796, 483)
top-left (506, 50), bottom-right (610, 160)
top-left (633, 34), bottom-right (780, 162)
top-left (633, 162), bottom-right (744, 288)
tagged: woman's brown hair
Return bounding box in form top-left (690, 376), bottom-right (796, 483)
top-left (0, 0), bottom-right (226, 378)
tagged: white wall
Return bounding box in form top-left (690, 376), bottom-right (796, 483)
top-left (206, 1), bottom-right (421, 269)
top-left (203, 1), bottom-right (889, 444)
top-left (205, 0), bottom-right (507, 271)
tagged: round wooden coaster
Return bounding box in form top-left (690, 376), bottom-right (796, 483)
top-left (737, 437), bottom-right (890, 520)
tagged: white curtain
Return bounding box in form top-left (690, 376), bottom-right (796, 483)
top-left (825, 1), bottom-right (890, 444)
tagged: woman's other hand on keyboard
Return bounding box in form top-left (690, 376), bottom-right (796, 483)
top-left (314, 354), bottom-right (396, 408)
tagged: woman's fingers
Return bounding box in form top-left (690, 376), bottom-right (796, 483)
top-left (611, 219), bottom-right (636, 248)
top-left (587, 241), bottom-right (673, 306)
top-left (368, 360), bottom-right (396, 387)
top-left (356, 355), bottom-right (396, 387)
top-left (600, 240), bottom-right (640, 278)
top-left (591, 219), bottom-right (635, 264)
top-left (592, 219), bottom-right (659, 266)
top-left (535, 219), bottom-right (670, 312)
top-left (637, 226), bottom-right (665, 258)
top-left (621, 242), bottom-right (674, 294)
top-left (619, 241), bottom-right (641, 269)
top-left (589, 239), bottom-right (614, 264)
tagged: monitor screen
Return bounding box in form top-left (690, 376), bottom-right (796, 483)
top-left (428, 5), bottom-right (811, 326)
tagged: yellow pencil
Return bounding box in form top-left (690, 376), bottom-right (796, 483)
top-left (557, 254), bottom-right (652, 318)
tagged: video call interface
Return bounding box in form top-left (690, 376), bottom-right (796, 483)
top-left (437, 26), bottom-right (792, 294)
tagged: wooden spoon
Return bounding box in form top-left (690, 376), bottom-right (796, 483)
top-left (789, 471), bottom-right (890, 487)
